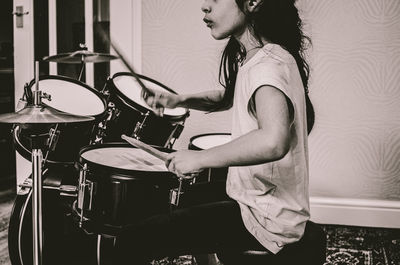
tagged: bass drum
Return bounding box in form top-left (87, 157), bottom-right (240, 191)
top-left (8, 165), bottom-right (98, 265)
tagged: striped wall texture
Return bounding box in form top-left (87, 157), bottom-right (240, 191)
top-left (141, 0), bottom-right (400, 201)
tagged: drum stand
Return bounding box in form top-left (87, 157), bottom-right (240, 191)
top-left (31, 64), bottom-right (45, 265)
top-left (3, 61), bottom-right (94, 265)
top-left (31, 137), bottom-right (44, 265)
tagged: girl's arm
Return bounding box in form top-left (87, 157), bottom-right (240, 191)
top-left (143, 89), bottom-right (226, 113)
top-left (166, 85), bottom-right (292, 175)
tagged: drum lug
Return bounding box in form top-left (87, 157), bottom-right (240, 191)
top-left (47, 127), bottom-right (60, 151)
top-left (169, 178), bottom-right (184, 206)
top-left (108, 102), bottom-right (120, 121)
top-left (169, 188), bottom-right (183, 206)
top-left (77, 164), bottom-right (96, 227)
top-left (132, 111), bottom-right (150, 140)
top-left (92, 103), bottom-right (117, 144)
top-left (93, 121), bottom-right (107, 144)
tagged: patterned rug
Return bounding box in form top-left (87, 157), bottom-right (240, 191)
top-left (322, 224), bottom-right (400, 265)
top-left (0, 189), bottom-right (399, 265)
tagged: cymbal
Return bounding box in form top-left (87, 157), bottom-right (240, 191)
top-left (43, 50), bottom-right (118, 64)
top-left (0, 105), bottom-right (94, 124)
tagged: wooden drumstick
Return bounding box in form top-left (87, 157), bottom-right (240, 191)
top-left (96, 27), bottom-right (152, 95)
top-left (122, 134), bottom-right (201, 180)
top-left (121, 134), bottom-right (168, 162)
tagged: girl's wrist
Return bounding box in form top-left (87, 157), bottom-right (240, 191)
top-left (175, 94), bottom-right (187, 108)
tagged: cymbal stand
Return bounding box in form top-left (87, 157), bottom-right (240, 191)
top-left (31, 61), bottom-right (44, 265)
top-left (78, 43), bottom-right (87, 81)
top-left (78, 57), bottom-right (85, 81)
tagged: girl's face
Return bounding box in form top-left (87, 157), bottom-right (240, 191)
top-left (201, 0), bottom-right (248, 40)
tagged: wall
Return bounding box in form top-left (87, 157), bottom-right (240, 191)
top-left (139, 0), bottom-right (400, 227)
top-left (298, 0), bottom-right (400, 201)
top-left (141, 1), bottom-right (231, 148)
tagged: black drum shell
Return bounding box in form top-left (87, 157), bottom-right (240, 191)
top-left (102, 72), bottom-right (189, 146)
top-left (78, 143), bottom-right (178, 229)
top-left (13, 75), bottom-right (107, 164)
top-left (188, 133), bottom-right (231, 183)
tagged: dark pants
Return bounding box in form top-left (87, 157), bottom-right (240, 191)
top-left (113, 181), bottom-right (269, 264)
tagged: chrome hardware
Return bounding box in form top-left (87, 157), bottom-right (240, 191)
top-left (132, 111), bottom-right (150, 140)
top-left (46, 127), bottom-right (60, 152)
top-left (41, 92), bottom-right (52, 101)
top-left (92, 102), bottom-right (116, 144)
top-left (169, 178), bottom-right (184, 206)
top-left (77, 164), bottom-right (96, 227)
top-left (101, 76), bottom-right (112, 95)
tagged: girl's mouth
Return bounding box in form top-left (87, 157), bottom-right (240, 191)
top-left (203, 18), bottom-right (213, 28)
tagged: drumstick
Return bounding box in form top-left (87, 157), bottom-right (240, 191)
top-left (121, 134), bottom-right (168, 162)
top-left (96, 27), bottom-right (152, 95)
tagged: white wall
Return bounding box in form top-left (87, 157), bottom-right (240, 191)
top-left (111, 0), bottom-right (400, 227)
top-left (142, 1), bottom-right (231, 149)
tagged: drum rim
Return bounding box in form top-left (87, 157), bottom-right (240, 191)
top-left (78, 142), bottom-right (175, 176)
top-left (110, 72), bottom-right (189, 120)
top-left (189, 132), bottom-right (231, 150)
top-left (29, 74), bottom-right (108, 119)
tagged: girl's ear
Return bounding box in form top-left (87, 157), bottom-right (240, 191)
top-left (246, 0), bottom-right (263, 13)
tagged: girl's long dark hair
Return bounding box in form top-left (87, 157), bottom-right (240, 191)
top-left (216, 0), bottom-right (315, 134)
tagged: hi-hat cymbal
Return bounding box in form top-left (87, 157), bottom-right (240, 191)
top-left (43, 50), bottom-right (118, 64)
top-left (0, 105), bottom-right (94, 124)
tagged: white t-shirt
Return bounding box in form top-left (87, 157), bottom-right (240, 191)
top-left (226, 43), bottom-right (310, 254)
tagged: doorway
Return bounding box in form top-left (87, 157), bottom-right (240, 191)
top-left (0, 0), bottom-right (16, 191)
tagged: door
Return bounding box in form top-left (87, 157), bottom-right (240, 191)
top-left (13, 0), bottom-right (34, 186)
top-left (0, 0), bottom-right (16, 190)
top-left (13, 0), bottom-right (112, 187)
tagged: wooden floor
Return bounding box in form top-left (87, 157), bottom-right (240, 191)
top-left (1, 184), bottom-right (399, 265)
top-left (0, 187), bottom-right (14, 265)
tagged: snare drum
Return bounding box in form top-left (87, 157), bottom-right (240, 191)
top-left (100, 73), bottom-right (189, 147)
top-left (13, 75), bottom-right (107, 164)
top-left (189, 133), bottom-right (231, 183)
top-left (75, 143), bottom-right (178, 231)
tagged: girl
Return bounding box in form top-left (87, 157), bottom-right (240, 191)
top-left (115, 0), bottom-right (314, 263)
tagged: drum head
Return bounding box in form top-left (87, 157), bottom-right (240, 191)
top-left (31, 75), bottom-right (106, 117)
top-left (190, 133), bottom-right (231, 150)
top-left (80, 143), bottom-right (170, 173)
top-left (112, 73), bottom-right (187, 118)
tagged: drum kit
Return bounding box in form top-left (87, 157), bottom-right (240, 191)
top-left (1, 45), bottom-right (230, 265)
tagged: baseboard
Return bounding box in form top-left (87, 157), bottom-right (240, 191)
top-left (310, 196), bottom-right (400, 229)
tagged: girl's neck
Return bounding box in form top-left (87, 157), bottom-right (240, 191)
top-left (235, 27), bottom-right (268, 65)
top-left (236, 27), bottom-right (262, 50)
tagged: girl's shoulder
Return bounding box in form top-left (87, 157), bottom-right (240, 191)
top-left (260, 43), bottom-right (296, 66)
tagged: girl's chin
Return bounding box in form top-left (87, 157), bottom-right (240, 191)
top-left (210, 31), bottom-right (229, 40)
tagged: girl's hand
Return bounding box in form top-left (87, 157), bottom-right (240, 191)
top-left (165, 150), bottom-right (204, 178)
top-left (141, 89), bottom-right (181, 116)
